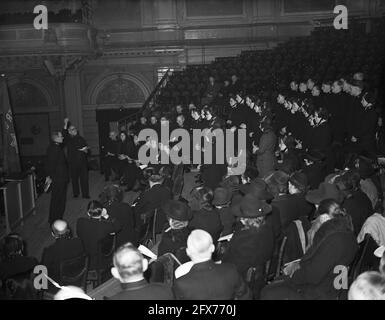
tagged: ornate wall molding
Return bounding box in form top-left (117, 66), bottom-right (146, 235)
top-left (85, 72), bottom-right (151, 105)
top-left (6, 75), bottom-right (58, 111)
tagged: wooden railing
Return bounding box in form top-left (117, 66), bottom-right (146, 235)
top-left (118, 68), bottom-right (171, 130)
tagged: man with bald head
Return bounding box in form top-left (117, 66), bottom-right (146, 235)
top-left (173, 230), bottom-right (251, 300)
top-left (41, 220), bottom-right (84, 291)
top-left (107, 243), bottom-right (174, 300)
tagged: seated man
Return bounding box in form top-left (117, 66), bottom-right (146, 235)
top-left (0, 233), bottom-right (38, 281)
top-left (134, 174), bottom-right (172, 229)
top-left (173, 230), bottom-right (251, 300)
top-left (157, 200), bottom-right (191, 264)
top-left (76, 201), bottom-right (121, 270)
top-left (99, 185), bottom-right (137, 247)
top-left (348, 271), bottom-right (385, 300)
top-left (107, 243), bottom-right (174, 300)
top-left (41, 220), bottom-right (84, 286)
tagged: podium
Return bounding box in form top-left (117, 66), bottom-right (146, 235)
top-left (0, 173), bottom-right (37, 237)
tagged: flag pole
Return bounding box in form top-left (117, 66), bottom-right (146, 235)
top-left (1, 75), bottom-right (22, 175)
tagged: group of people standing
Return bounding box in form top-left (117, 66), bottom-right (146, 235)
top-left (46, 118), bottom-right (90, 225)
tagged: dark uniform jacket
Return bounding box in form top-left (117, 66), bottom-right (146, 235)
top-left (327, 93), bottom-right (347, 143)
top-left (76, 217), bottom-right (121, 269)
top-left (106, 202), bottom-right (137, 247)
top-left (41, 237), bottom-right (84, 282)
top-left (342, 189), bottom-right (373, 236)
top-left (272, 194), bottom-right (303, 230)
top-left (302, 162), bottom-right (327, 191)
top-left (353, 106), bottom-right (378, 154)
top-left (103, 138), bottom-right (119, 156)
top-left (222, 223), bottom-right (274, 278)
top-left (134, 184), bottom-right (172, 224)
top-left (63, 131), bottom-right (88, 168)
top-left (228, 105), bottom-right (247, 128)
top-left (117, 138), bottom-right (137, 159)
top-left (217, 206), bottom-right (235, 236)
top-left (201, 164), bottom-right (227, 191)
top-left (190, 208), bottom-right (223, 243)
top-left (46, 143), bottom-right (68, 182)
top-left (107, 279), bottom-right (174, 300)
top-left (287, 217), bottom-right (358, 300)
top-left (310, 122), bottom-right (332, 153)
top-left (0, 256), bottom-right (38, 281)
top-left (173, 260), bottom-right (251, 300)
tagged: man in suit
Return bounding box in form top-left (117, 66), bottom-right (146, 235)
top-left (102, 131), bottom-right (119, 182)
top-left (41, 220), bottom-right (84, 288)
top-left (269, 171), bottom-right (303, 230)
top-left (45, 131), bottom-right (69, 225)
top-left (173, 230), bottom-right (251, 300)
top-left (228, 74), bottom-right (241, 96)
top-left (63, 118), bottom-right (90, 198)
top-left (76, 201), bottom-right (121, 270)
top-left (134, 174), bottom-right (172, 229)
top-left (107, 243), bottom-right (174, 300)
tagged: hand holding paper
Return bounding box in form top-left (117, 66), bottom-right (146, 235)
top-left (138, 244), bottom-right (157, 260)
top-left (283, 259), bottom-right (301, 277)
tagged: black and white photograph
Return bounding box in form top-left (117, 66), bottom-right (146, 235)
top-left (0, 0), bottom-right (385, 306)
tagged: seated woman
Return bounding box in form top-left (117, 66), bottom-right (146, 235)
top-left (306, 199), bottom-right (348, 250)
top-left (222, 194), bottom-right (275, 298)
top-left (99, 184), bottom-right (137, 247)
top-left (157, 200), bottom-right (192, 264)
top-left (188, 187), bottom-right (223, 244)
top-left (261, 198), bottom-right (358, 300)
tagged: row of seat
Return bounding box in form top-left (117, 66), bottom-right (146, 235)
top-left (156, 18), bottom-right (385, 107)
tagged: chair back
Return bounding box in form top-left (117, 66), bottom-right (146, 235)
top-left (172, 175), bottom-right (184, 200)
top-left (59, 254), bottom-right (89, 292)
top-left (338, 234), bottom-right (379, 300)
top-left (98, 234), bottom-right (116, 258)
top-left (349, 234), bottom-right (380, 282)
top-left (138, 209), bottom-right (156, 248)
top-left (147, 253), bottom-right (182, 286)
top-left (275, 236), bottom-right (288, 279)
top-left (246, 260), bottom-right (271, 299)
top-left (282, 218), bottom-right (309, 265)
top-left (87, 234), bottom-right (116, 288)
top-left (96, 233), bottom-right (116, 274)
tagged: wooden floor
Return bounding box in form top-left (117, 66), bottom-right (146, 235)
top-left (15, 170), bottom-right (197, 261)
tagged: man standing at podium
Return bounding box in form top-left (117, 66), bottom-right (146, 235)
top-left (63, 118), bottom-right (90, 199)
top-left (45, 132), bottom-right (69, 225)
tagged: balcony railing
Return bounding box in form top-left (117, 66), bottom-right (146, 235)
top-left (118, 69), bottom-right (172, 130)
